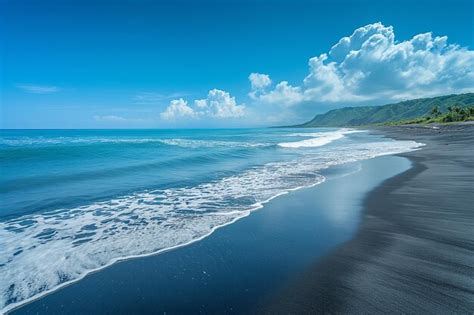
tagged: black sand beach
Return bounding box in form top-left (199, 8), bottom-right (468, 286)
top-left (9, 124), bottom-right (473, 314)
top-left (263, 123), bottom-right (474, 313)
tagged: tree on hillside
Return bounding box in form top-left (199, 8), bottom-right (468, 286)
top-left (442, 104), bottom-right (473, 122)
top-left (430, 105), bottom-right (441, 117)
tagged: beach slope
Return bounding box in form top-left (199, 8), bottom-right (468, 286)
top-left (263, 123), bottom-right (474, 313)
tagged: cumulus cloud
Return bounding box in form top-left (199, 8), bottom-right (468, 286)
top-left (16, 84), bottom-right (60, 94)
top-left (249, 73), bottom-right (272, 90)
top-left (160, 98), bottom-right (196, 120)
top-left (250, 22), bottom-right (474, 106)
top-left (194, 99), bottom-right (208, 109)
top-left (160, 89), bottom-right (245, 120)
top-left (248, 72), bottom-right (274, 101)
top-left (195, 89), bottom-right (245, 118)
top-left (255, 81), bottom-right (304, 106)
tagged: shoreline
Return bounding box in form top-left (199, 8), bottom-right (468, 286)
top-left (10, 154), bottom-right (412, 314)
top-left (3, 176), bottom-right (328, 315)
top-left (262, 123), bottom-right (474, 313)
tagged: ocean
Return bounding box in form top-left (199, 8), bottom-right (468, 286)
top-left (0, 128), bottom-right (423, 312)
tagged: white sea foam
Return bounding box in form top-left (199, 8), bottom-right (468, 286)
top-left (157, 139), bottom-right (269, 148)
top-left (0, 137), bottom-right (161, 146)
top-left (279, 129), bottom-right (365, 148)
top-left (0, 137), bottom-right (269, 149)
top-left (0, 134), bottom-right (424, 313)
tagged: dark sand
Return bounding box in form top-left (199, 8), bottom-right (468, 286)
top-left (263, 123), bottom-right (474, 313)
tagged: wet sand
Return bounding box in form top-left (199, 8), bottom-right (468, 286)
top-left (10, 156), bottom-right (411, 314)
top-left (262, 123), bottom-right (474, 313)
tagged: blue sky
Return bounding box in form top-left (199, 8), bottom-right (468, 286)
top-left (1, 0), bottom-right (473, 129)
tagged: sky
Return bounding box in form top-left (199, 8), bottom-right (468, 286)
top-left (1, 0), bottom-right (473, 129)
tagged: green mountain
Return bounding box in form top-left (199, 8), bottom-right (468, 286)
top-left (296, 93), bottom-right (474, 127)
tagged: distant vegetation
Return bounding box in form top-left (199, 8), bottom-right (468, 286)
top-left (384, 105), bottom-right (474, 126)
top-left (295, 93), bottom-right (474, 127)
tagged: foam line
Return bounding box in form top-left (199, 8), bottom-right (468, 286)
top-left (0, 137), bottom-right (270, 149)
top-left (279, 129), bottom-right (365, 148)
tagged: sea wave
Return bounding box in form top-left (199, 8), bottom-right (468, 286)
top-left (0, 137), bottom-right (270, 149)
top-left (278, 129), bottom-right (365, 148)
top-left (157, 139), bottom-right (270, 148)
top-left (0, 137), bottom-right (163, 146)
top-left (0, 137), bottom-right (424, 313)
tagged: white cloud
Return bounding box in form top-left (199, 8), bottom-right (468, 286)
top-left (197, 89), bottom-right (245, 118)
top-left (256, 81), bottom-right (304, 106)
top-left (249, 73), bottom-right (271, 90)
top-left (248, 73), bottom-right (274, 101)
top-left (16, 84), bottom-right (60, 94)
top-left (194, 99), bottom-right (208, 109)
top-left (161, 89), bottom-right (245, 120)
top-left (160, 98), bottom-right (196, 120)
top-left (250, 22), bottom-right (474, 106)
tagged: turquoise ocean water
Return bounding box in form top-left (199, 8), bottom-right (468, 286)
top-left (0, 128), bottom-right (422, 312)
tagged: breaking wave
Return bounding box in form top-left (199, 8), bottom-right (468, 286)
top-left (278, 129), bottom-right (365, 148)
top-left (0, 137), bottom-right (270, 148)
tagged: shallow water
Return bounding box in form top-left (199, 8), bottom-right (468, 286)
top-left (12, 156), bottom-right (412, 314)
top-left (0, 128), bottom-right (422, 312)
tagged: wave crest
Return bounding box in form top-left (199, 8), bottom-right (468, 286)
top-left (279, 129), bottom-right (365, 148)
top-left (0, 137), bottom-right (270, 149)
